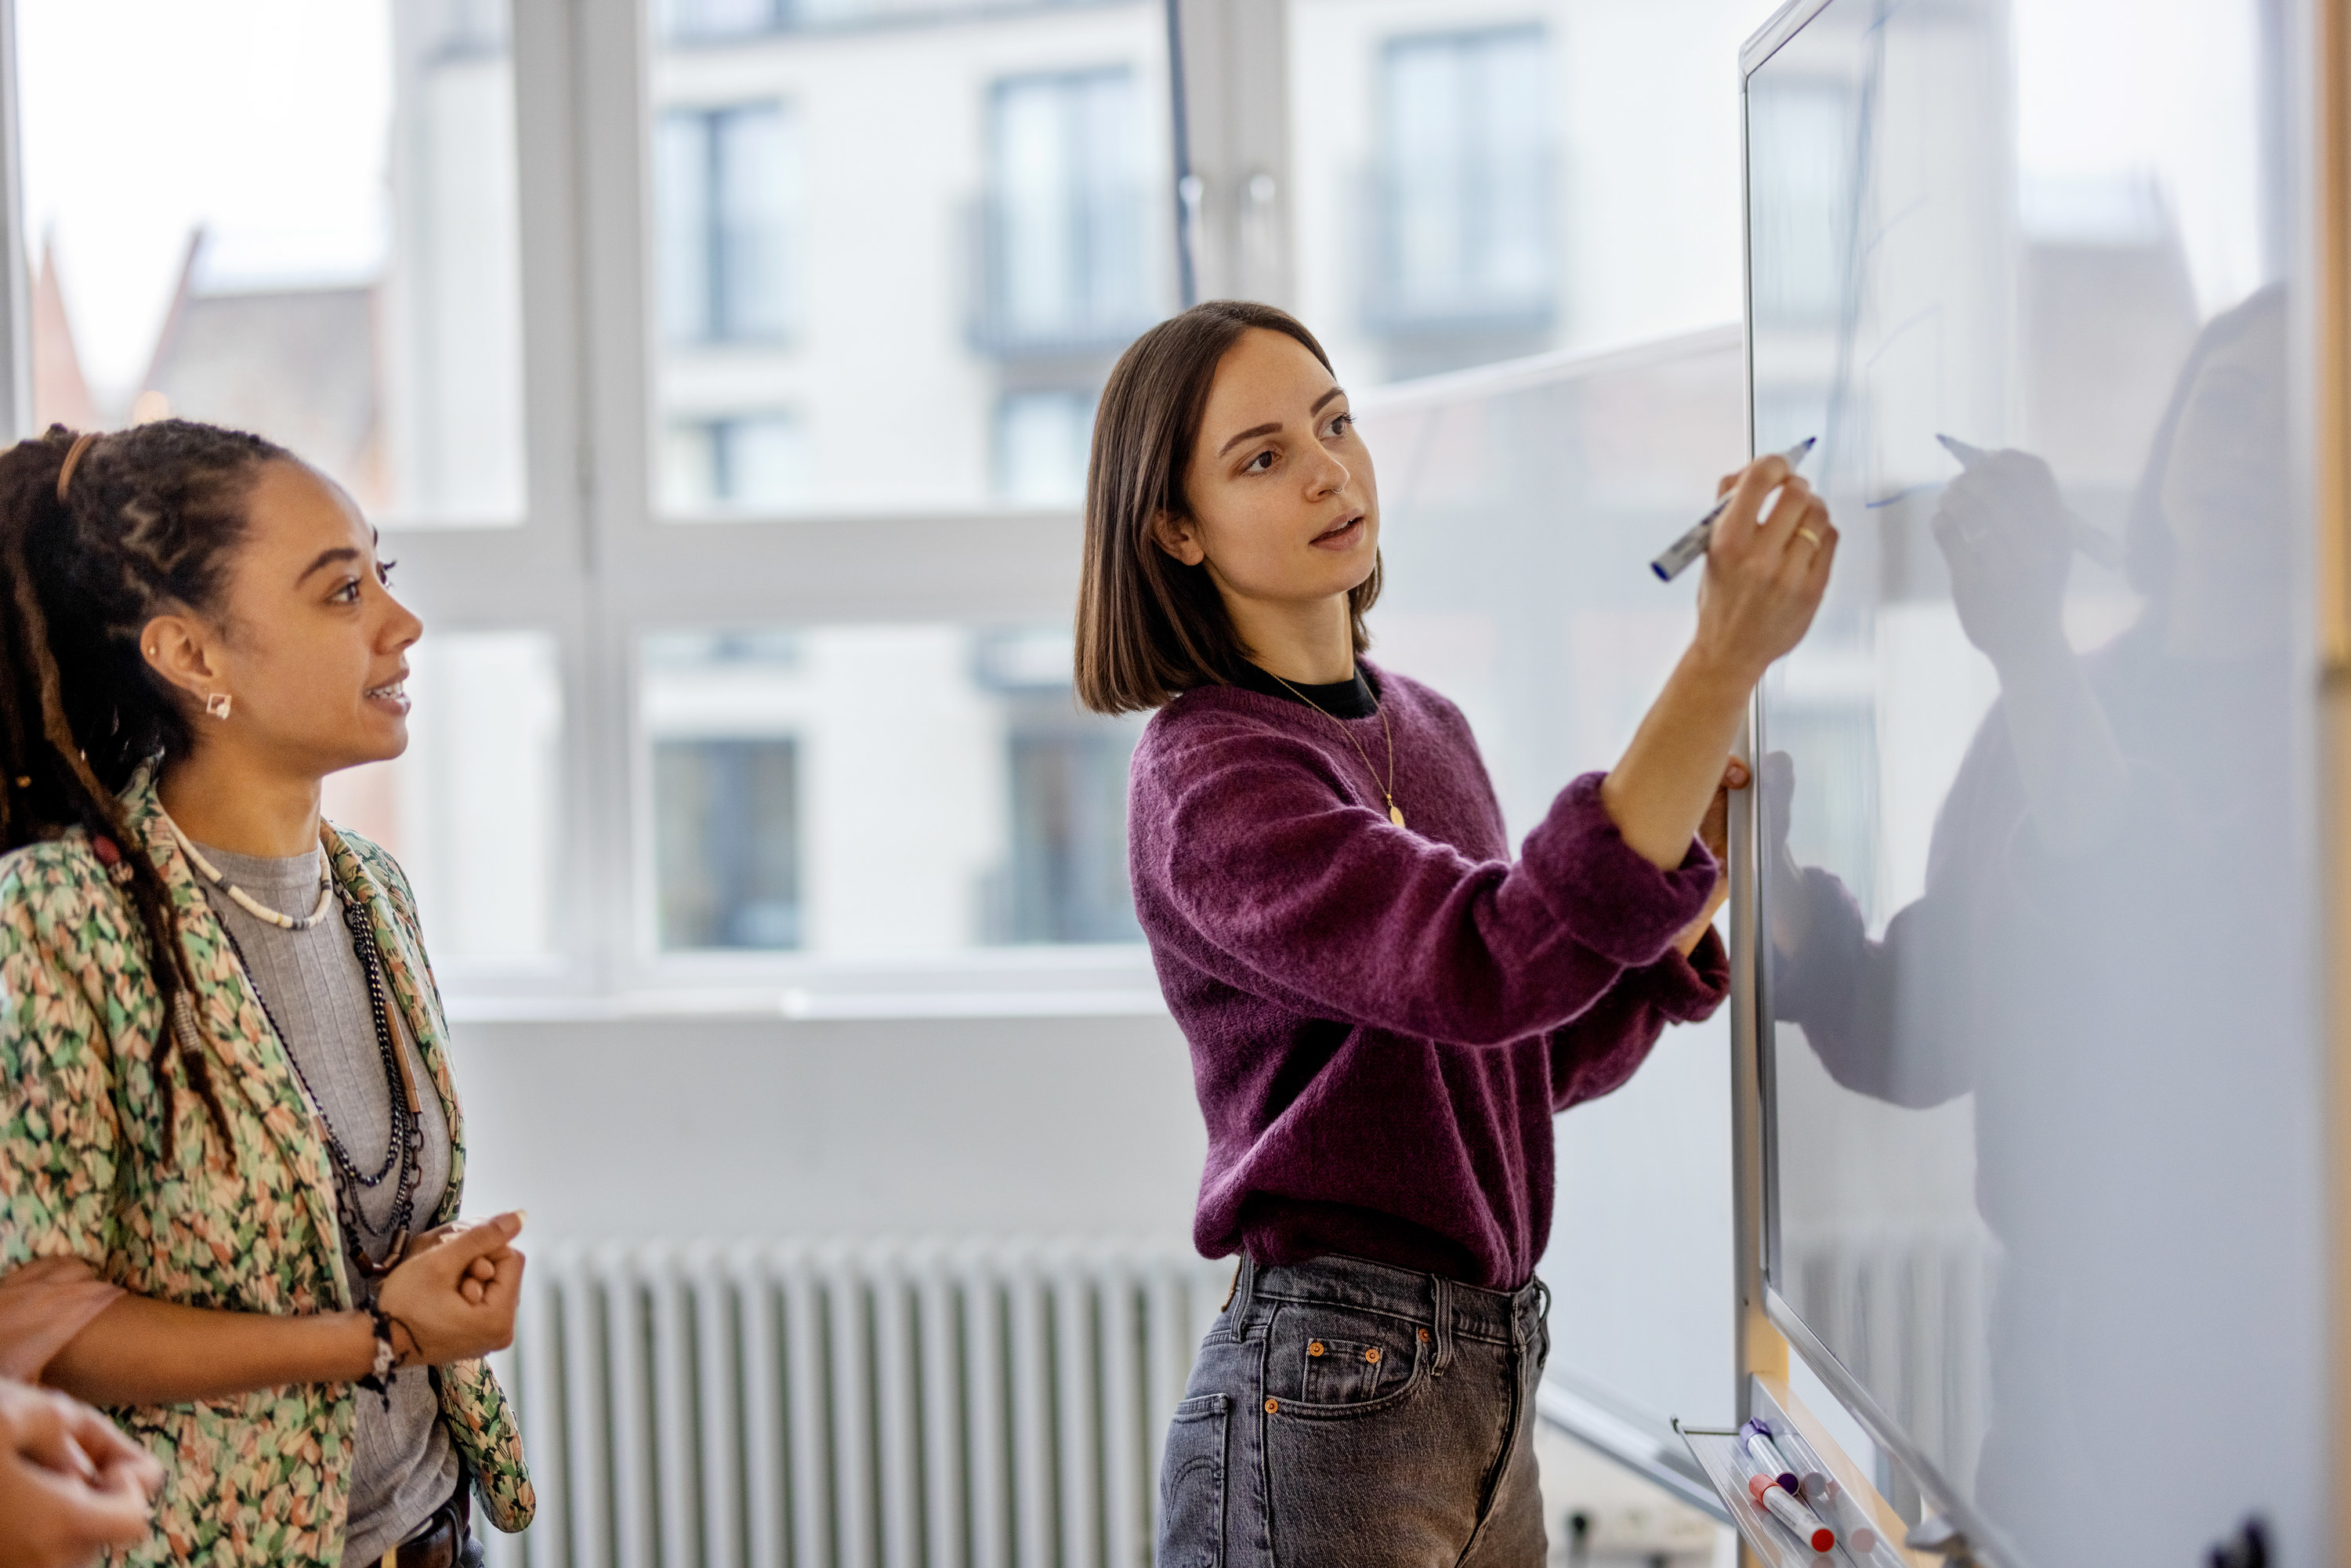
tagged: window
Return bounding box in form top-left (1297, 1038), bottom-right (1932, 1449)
top-left (654, 103), bottom-right (798, 346)
top-left (1287, 2), bottom-right (1756, 390)
top-left (427, 0), bottom-right (509, 55)
top-left (976, 629), bottom-right (1141, 943)
top-left (20, 0), bottom-right (529, 526)
top-left (636, 625), bottom-right (1139, 960)
top-left (645, 9), bottom-right (1172, 520)
top-left (978, 69), bottom-right (1153, 356)
top-left (321, 630), bottom-right (564, 969)
top-left (655, 739), bottom-right (804, 950)
top-left (663, 411), bottom-right (810, 512)
top-left (657, 0), bottom-right (1114, 45)
top-left (994, 389), bottom-right (1092, 505)
top-left (657, 0), bottom-right (788, 44)
top-left (1370, 27), bottom-right (1552, 347)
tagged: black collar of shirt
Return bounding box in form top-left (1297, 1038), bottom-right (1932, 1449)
top-left (1230, 660), bottom-right (1381, 719)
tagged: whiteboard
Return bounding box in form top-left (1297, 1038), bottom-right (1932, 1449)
top-left (1746, 1), bottom-right (2322, 1563)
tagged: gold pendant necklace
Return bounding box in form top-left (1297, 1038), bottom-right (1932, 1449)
top-left (1264, 668), bottom-right (1406, 830)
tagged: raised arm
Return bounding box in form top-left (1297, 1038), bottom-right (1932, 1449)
top-left (1144, 728), bottom-right (1721, 1048)
top-left (1602, 453), bottom-right (1837, 868)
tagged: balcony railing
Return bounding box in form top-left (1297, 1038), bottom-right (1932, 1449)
top-left (1360, 158), bottom-right (1558, 339)
top-left (967, 186), bottom-right (1161, 361)
top-left (658, 0), bottom-right (1122, 45)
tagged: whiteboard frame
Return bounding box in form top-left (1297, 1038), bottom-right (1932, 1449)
top-left (1733, 3), bottom-right (2334, 1565)
top-left (1730, 3), bottom-right (2085, 1562)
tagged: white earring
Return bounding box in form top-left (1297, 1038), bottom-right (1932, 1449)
top-left (204, 693), bottom-right (232, 721)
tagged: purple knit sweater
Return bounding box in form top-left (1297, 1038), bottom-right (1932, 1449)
top-left (1128, 662), bottom-right (1730, 1290)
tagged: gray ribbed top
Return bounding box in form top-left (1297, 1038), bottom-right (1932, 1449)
top-left (193, 840), bottom-right (459, 1566)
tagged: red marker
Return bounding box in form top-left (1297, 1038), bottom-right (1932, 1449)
top-left (1816, 1483), bottom-right (1880, 1555)
top-left (1748, 1473), bottom-right (1836, 1553)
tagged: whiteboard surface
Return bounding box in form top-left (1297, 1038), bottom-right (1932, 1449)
top-left (1748, 2), bottom-right (2322, 1563)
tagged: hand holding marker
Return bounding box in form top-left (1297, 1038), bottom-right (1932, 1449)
top-left (1650, 436), bottom-right (1819, 581)
top-left (1935, 434), bottom-right (2124, 569)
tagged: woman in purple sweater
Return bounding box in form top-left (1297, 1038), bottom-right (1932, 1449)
top-left (1075, 301), bottom-right (1836, 1567)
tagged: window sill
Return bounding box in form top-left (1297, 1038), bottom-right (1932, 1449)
top-left (440, 946), bottom-right (1168, 1023)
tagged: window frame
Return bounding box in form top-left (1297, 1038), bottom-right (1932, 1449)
top-left (0, 0), bottom-right (1199, 1018)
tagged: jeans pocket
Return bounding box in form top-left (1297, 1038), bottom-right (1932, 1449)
top-left (1157, 1392), bottom-right (1230, 1568)
top-left (1266, 1305), bottom-right (1428, 1418)
top-left (1299, 1338), bottom-right (1390, 1406)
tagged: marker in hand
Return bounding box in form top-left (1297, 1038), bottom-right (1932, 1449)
top-left (1935, 434), bottom-right (2123, 568)
top-left (1651, 436), bottom-right (1819, 581)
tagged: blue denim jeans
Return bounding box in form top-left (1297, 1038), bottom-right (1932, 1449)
top-left (1157, 1255), bottom-right (1552, 1568)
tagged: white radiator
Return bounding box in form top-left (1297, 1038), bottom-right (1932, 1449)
top-left (478, 1239), bottom-right (1233, 1568)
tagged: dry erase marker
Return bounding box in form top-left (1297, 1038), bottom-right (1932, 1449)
top-left (1740, 1418), bottom-right (1801, 1493)
top-left (1746, 1473), bottom-right (1837, 1553)
top-left (1934, 433), bottom-right (2124, 568)
top-left (1732, 1425), bottom-right (1830, 1548)
top-left (1759, 1422), bottom-right (1835, 1505)
top-left (1767, 1426), bottom-right (1878, 1553)
top-left (1820, 1486), bottom-right (1880, 1555)
top-left (1650, 436), bottom-right (1817, 581)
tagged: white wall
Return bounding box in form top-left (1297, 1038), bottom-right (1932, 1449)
top-left (447, 1011), bottom-right (1205, 1241)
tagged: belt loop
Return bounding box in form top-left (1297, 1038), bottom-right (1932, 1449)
top-left (1228, 1255), bottom-right (1256, 1342)
top-left (1429, 1274), bottom-right (1454, 1374)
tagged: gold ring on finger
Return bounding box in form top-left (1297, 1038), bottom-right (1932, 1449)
top-left (1795, 525), bottom-right (1823, 549)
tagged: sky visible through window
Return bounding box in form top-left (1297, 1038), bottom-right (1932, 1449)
top-left (21, 0), bottom-right (393, 411)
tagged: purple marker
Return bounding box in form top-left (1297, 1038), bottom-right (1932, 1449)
top-left (1763, 1424), bottom-right (1835, 1505)
top-left (1740, 1418), bottom-right (1801, 1494)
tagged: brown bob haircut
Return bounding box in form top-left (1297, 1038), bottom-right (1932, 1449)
top-left (1074, 299), bottom-right (1380, 714)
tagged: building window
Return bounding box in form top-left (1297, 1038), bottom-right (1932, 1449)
top-left (654, 736), bottom-right (804, 951)
top-left (975, 629), bottom-right (1142, 945)
top-left (994, 389), bottom-right (1092, 505)
top-left (654, 103), bottom-right (798, 345)
top-left (427, 0), bottom-right (512, 56)
top-left (978, 68), bottom-right (1149, 356)
top-left (658, 0), bottom-right (1107, 42)
top-left (1371, 26), bottom-right (1552, 338)
top-left (656, 0), bottom-right (786, 43)
top-left (663, 411), bottom-right (810, 512)
top-left (1000, 726), bottom-right (1141, 943)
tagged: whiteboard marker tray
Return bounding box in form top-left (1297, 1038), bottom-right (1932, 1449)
top-left (1675, 1425), bottom-right (1907, 1568)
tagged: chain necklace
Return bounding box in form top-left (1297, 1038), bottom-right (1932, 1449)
top-left (219, 885), bottom-right (424, 1277)
top-left (1264, 668), bottom-right (1406, 829)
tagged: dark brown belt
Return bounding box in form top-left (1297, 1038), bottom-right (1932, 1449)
top-left (384, 1472), bottom-right (472, 1568)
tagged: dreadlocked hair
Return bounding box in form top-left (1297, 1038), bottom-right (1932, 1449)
top-left (0, 419), bottom-right (291, 1160)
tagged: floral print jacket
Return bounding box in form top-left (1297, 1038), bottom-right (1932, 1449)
top-left (0, 771), bottom-right (534, 1564)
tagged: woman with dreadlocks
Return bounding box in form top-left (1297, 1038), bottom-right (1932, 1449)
top-left (0, 422), bottom-right (534, 1566)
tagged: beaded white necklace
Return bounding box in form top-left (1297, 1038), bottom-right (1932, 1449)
top-left (160, 812), bottom-right (335, 931)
